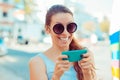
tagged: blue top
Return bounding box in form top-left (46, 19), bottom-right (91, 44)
top-left (38, 53), bottom-right (78, 80)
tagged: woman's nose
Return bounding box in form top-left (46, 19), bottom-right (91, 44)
top-left (62, 27), bottom-right (69, 35)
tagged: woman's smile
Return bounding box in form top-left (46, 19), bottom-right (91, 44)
top-left (57, 36), bottom-right (71, 45)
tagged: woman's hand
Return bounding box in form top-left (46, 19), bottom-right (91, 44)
top-left (78, 51), bottom-right (96, 80)
top-left (51, 55), bottom-right (71, 80)
top-left (79, 51), bottom-right (95, 70)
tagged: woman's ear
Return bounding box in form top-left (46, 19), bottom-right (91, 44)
top-left (45, 25), bottom-right (50, 34)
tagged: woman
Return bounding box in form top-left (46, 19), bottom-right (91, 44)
top-left (29, 5), bottom-right (96, 80)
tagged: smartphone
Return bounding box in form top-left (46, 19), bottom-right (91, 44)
top-left (62, 49), bottom-right (87, 62)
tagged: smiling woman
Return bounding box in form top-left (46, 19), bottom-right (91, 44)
top-left (29, 4), bottom-right (96, 80)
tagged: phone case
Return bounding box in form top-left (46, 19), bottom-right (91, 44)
top-left (62, 49), bottom-right (87, 62)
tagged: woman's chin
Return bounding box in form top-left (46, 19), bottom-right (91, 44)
top-left (59, 43), bottom-right (69, 49)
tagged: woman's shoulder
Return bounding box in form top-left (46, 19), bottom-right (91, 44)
top-left (29, 53), bottom-right (47, 72)
top-left (29, 51), bottom-right (49, 66)
top-left (29, 54), bottom-right (45, 66)
top-left (29, 53), bottom-right (48, 79)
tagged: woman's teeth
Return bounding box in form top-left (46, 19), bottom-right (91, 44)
top-left (60, 37), bottom-right (69, 41)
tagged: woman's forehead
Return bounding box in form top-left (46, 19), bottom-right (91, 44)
top-left (51, 13), bottom-right (74, 24)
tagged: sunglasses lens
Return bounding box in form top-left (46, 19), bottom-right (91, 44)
top-left (53, 24), bottom-right (64, 34)
top-left (67, 23), bottom-right (77, 33)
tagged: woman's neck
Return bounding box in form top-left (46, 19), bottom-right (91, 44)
top-left (52, 45), bottom-right (69, 54)
top-left (44, 45), bottom-right (69, 63)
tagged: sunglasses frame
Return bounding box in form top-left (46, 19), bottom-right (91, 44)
top-left (52, 22), bottom-right (77, 34)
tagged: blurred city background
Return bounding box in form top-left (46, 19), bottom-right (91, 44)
top-left (0, 0), bottom-right (113, 80)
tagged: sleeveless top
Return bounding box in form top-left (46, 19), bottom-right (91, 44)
top-left (38, 53), bottom-right (78, 80)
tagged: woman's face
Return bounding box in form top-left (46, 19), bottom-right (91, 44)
top-left (47, 13), bottom-right (74, 50)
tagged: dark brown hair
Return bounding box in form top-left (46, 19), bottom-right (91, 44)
top-left (45, 4), bottom-right (83, 80)
top-left (69, 37), bottom-right (84, 80)
top-left (45, 5), bottom-right (73, 26)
